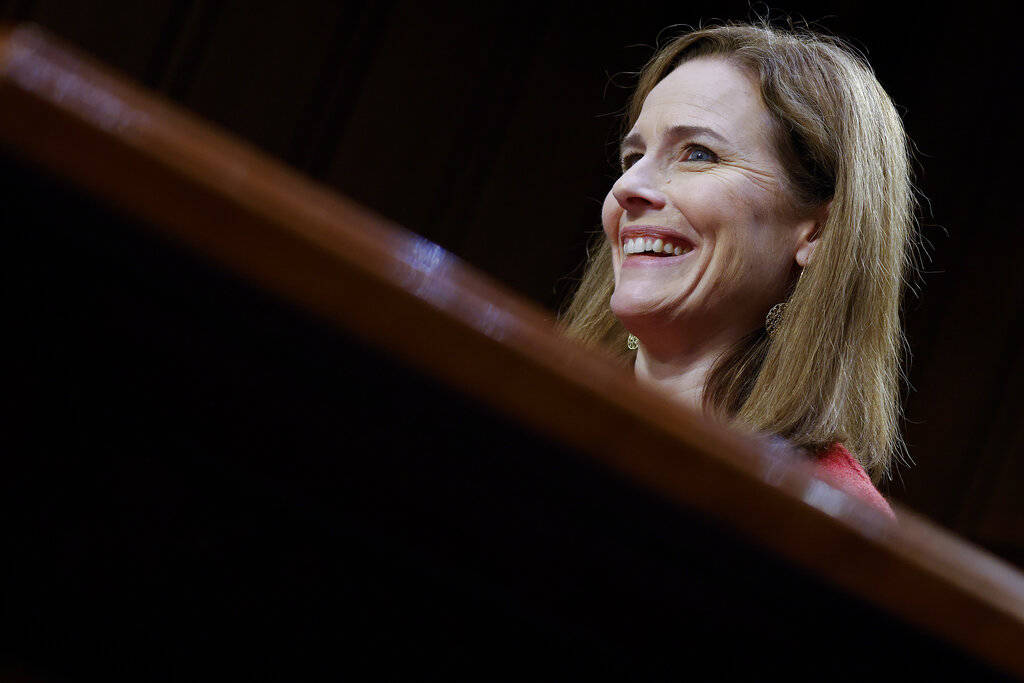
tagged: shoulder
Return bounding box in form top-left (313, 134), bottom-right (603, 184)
top-left (812, 443), bottom-right (895, 519)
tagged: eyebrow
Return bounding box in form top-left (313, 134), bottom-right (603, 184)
top-left (619, 124), bottom-right (729, 157)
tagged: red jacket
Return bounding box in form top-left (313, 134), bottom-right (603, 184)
top-left (813, 443), bottom-right (895, 519)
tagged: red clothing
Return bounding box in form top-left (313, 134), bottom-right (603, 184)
top-left (813, 443), bottom-right (895, 519)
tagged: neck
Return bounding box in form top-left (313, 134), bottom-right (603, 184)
top-left (633, 335), bottom-right (733, 414)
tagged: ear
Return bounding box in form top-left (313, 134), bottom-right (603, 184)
top-left (795, 200), bottom-right (830, 268)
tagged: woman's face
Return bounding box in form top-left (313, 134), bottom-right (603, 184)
top-left (603, 57), bottom-right (819, 353)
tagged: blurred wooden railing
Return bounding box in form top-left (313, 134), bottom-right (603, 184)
top-left (2, 24), bottom-right (1023, 681)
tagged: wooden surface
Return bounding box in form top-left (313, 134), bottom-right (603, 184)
top-left (2, 23), bottom-right (1024, 678)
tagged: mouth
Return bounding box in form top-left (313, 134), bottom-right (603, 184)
top-left (619, 226), bottom-right (695, 261)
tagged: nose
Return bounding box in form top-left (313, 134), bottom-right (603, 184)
top-left (611, 163), bottom-right (667, 213)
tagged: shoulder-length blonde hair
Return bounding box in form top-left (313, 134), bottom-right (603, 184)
top-left (561, 22), bottom-right (919, 483)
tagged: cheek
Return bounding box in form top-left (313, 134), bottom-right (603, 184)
top-left (670, 175), bottom-right (736, 234)
top-left (712, 211), bottom-right (798, 299)
top-left (692, 182), bottom-right (786, 284)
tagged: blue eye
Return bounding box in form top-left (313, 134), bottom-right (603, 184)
top-left (684, 146), bottom-right (716, 162)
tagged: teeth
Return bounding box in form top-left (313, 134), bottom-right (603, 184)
top-left (622, 236), bottom-right (693, 256)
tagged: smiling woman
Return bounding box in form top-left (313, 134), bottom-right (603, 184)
top-left (561, 22), bottom-right (918, 512)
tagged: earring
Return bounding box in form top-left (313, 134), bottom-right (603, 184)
top-left (766, 266), bottom-right (805, 339)
top-left (765, 302), bottom-right (786, 338)
top-left (627, 333), bottom-right (639, 350)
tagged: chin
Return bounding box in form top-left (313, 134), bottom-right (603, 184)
top-left (611, 288), bottom-right (668, 326)
top-left (609, 287), bottom-right (642, 319)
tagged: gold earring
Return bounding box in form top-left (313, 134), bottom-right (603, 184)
top-left (627, 333), bottom-right (639, 350)
top-left (765, 303), bottom-right (786, 338)
top-left (766, 267), bottom-right (804, 338)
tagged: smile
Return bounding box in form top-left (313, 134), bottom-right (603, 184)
top-left (623, 237), bottom-right (692, 257)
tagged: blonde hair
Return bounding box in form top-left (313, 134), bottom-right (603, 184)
top-left (561, 22), bottom-right (919, 483)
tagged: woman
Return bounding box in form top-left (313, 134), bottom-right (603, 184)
top-left (562, 22), bottom-right (918, 516)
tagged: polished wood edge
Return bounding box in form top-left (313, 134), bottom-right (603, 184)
top-left (2, 23), bottom-right (1023, 674)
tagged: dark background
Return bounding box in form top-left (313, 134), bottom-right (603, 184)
top-left (2, 0), bottom-right (1020, 568)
